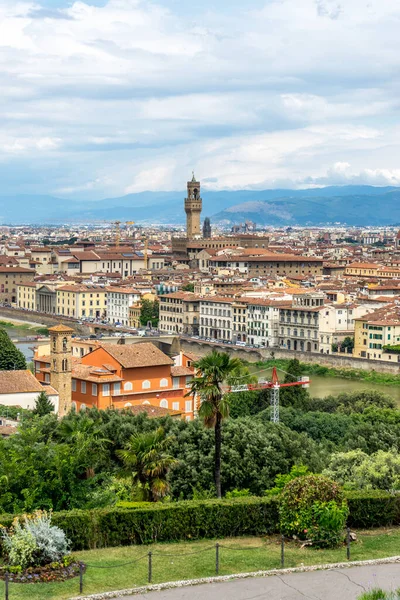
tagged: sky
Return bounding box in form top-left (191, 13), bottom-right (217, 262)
top-left (1, 0), bottom-right (400, 200)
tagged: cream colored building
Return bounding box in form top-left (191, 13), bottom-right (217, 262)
top-left (56, 285), bottom-right (107, 319)
top-left (17, 281), bottom-right (37, 310)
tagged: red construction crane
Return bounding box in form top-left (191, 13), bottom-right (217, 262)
top-left (228, 367), bottom-right (310, 423)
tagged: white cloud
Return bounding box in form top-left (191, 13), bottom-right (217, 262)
top-left (0, 0), bottom-right (399, 197)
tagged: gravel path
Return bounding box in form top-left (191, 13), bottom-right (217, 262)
top-left (112, 563), bottom-right (399, 600)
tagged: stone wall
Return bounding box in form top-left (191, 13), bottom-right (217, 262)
top-left (181, 340), bottom-right (400, 375)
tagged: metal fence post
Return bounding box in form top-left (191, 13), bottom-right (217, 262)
top-left (79, 562), bottom-right (84, 594)
top-left (346, 527), bottom-right (351, 561)
top-left (281, 535), bottom-right (285, 569)
top-left (5, 572), bottom-right (9, 600)
top-left (215, 543), bottom-right (220, 576)
top-left (148, 551), bottom-right (152, 584)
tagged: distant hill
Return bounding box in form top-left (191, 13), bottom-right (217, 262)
top-left (0, 185), bottom-right (399, 225)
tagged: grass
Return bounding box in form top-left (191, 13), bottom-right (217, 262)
top-left (2, 528), bottom-right (400, 599)
top-left (252, 358), bottom-right (400, 387)
top-left (358, 592), bottom-right (400, 599)
top-left (0, 321), bottom-right (49, 336)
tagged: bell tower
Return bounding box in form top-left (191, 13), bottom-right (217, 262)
top-left (49, 324), bottom-right (74, 417)
top-left (185, 172), bottom-right (202, 239)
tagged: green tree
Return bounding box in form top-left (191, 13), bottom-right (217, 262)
top-left (0, 329), bottom-right (26, 371)
top-left (188, 351), bottom-right (243, 498)
top-left (33, 391), bottom-right (55, 417)
top-left (181, 283), bottom-right (194, 292)
top-left (117, 426), bottom-right (177, 501)
top-left (324, 449), bottom-right (400, 491)
top-left (140, 299), bottom-right (159, 328)
top-left (279, 358), bottom-right (309, 409)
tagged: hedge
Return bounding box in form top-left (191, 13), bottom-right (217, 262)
top-left (1, 492), bottom-right (400, 553)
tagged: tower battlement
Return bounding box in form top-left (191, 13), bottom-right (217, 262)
top-left (185, 173), bottom-right (202, 239)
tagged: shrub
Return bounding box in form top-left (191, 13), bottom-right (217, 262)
top-left (346, 491), bottom-right (400, 528)
top-left (279, 474), bottom-right (349, 547)
top-left (1, 511), bottom-right (70, 569)
top-left (225, 489), bottom-right (251, 499)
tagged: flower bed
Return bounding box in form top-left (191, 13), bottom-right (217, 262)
top-left (0, 559), bottom-right (83, 583)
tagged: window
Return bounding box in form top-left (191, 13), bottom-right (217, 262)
top-left (103, 383), bottom-right (110, 396)
top-left (92, 384), bottom-right (98, 396)
top-left (80, 403), bottom-right (86, 412)
top-left (124, 381), bottom-right (133, 391)
top-left (72, 379), bottom-right (76, 392)
top-left (142, 380), bottom-right (151, 390)
top-left (62, 337), bottom-right (68, 351)
top-left (81, 381), bottom-right (86, 394)
top-left (160, 399), bottom-right (168, 408)
top-left (71, 401), bottom-right (77, 411)
top-left (185, 375), bottom-right (193, 387)
top-left (113, 382), bottom-right (121, 395)
top-left (185, 400), bottom-right (193, 412)
top-left (160, 378), bottom-right (168, 387)
top-left (172, 402), bottom-right (179, 411)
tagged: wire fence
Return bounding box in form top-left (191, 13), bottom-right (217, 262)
top-left (1, 527), bottom-right (356, 599)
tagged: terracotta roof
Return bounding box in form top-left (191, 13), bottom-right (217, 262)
top-left (0, 370), bottom-right (44, 394)
top-left (171, 366), bottom-right (194, 376)
top-left (101, 343), bottom-right (173, 369)
top-left (48, 324), bottom-right (75, 333)
top-left (72, 364), bottom-right (123, 383)
top-left (0, 425), bottom-right (18, 437)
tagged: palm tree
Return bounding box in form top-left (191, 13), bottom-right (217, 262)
top-left (117, 427), bottom-right (177, 502)
top-left (188, 350), bottom-right (246, 498)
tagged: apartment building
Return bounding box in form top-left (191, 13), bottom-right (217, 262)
top-left (318, 303), bottom-right (374, 354)
top-left (246, 299), bottom-right (280, 347)
top-left (159, 292), bottom-right (200, 335)
top-left (199, 297), bottom-right (248, 342)
top-left (0, 266), bottom-right (35, 304)
top-left (107, 288), bottom-right (141, 325)
top-left (353, 304), bottom-right (400, 361)
top-left (278, 292), bottom-right (325, 352)
top-left (17, 281), bottom-right (37, 310)
top-left (56, 285), bottom-right (108, 319)
top-left (129, 302), bottom-right (142, 328)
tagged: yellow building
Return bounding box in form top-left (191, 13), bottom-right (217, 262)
top-left (345, 262), bottom-right (379, 277)
top-left (354, 304), bottom-right (400, 361)
top-left (17, 282), bottom-right (37, 310)
top-left (56, 285), bottom-right (107, 319)
top-left (129, 302), bottom-right (142, 328)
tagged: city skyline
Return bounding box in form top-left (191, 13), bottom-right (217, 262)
top-left (0, 0), bottom-right (400, 201)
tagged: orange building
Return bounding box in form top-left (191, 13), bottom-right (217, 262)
top-left (34, 342), bottom-right (197, 420)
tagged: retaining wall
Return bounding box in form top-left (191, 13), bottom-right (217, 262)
top-left (181, 340), bottom-right (400, 375)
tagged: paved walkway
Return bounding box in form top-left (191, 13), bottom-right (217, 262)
top-left (115, 563), bottom-right (400, 600)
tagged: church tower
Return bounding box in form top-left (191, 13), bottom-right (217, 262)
top-left (185, 173), bottom-right (202, 239)
top-left (49, 324), bottom-right (74, 417)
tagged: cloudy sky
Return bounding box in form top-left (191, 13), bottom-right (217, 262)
top-left (1, 0), bottom-right (400, 199)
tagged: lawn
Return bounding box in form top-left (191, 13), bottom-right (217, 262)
top-left (3, 529), bottom-right (400, 600)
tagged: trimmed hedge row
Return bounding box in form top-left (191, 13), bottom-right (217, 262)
top-left (1, 492), bottom-right (400, 552)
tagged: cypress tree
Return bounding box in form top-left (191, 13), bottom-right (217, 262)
top-left (0, 328), bottom-right (27, 371)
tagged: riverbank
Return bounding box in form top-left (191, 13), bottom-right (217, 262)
top-left (0, 319), bottom-right (49, 336)
top-left (251, 358), bottom-right (400, 388)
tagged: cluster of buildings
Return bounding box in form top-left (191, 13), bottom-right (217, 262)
top-left (3, 175), bottom-right (400, 423)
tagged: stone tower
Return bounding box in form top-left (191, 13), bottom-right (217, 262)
top-left (185, 172), bottom-right (202, 239)
top-left (203, 217), bottom-right (211, 239)
top-left (49, 324), bottom-right (74, 417)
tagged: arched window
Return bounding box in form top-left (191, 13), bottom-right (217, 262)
top-left (62, 337), bottom-right (68, 352)
top-left (124, 381), bottom-right (133, 391)
top-left (52, 337), bottom-right (56, 352)
top-left (62, 359), bottom-right (68, 372)
top-left (142, 400), bottom-right (151, 405)
top-left (80, 403), bottom-right (86, 412)
top-left (160, 399), bottom-right (168, 408)
top-left (124, 402), bottom-right (132, 408)
top-left (160, 378), bottom-right (168, 388)
top-left (142, 380), bottom-right (151, 390)
top-left (71, 401), bottom-right (77, 412)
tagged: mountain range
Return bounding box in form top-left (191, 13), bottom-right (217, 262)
top-left (0, 185), bottom-right (399, 226)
